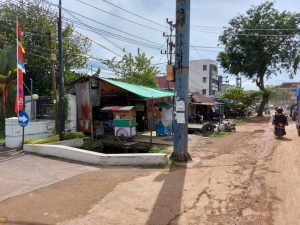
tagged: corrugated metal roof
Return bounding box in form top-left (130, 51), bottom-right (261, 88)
top-left (190, 93), bottom-right (218, 105)
top-left (101, 78), bottom-right (174, 99)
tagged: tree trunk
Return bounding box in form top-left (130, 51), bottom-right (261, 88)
top-left (257, 91), bottom-right (269, 117)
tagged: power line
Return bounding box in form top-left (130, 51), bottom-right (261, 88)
top-left (74, 0), bottom-right (163, 33)
top-left (191, 25), bottom-right (300, 31)
top-left (65, 10), bottom-right (125, 56)
top-left (39, 0), bottom-right (162, 47)
top-left (102, 0), bottom-right (165, 28)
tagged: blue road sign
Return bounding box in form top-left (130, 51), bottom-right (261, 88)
top-left (18, 111), bottom-right (29, 127)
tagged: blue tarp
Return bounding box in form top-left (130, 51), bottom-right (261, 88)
top-left (296, 86), bottom-right (300, 98)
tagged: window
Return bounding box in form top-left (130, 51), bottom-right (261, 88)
top-left (203, 77), bottom-right (207, 83)
top-left (202, 89), bottom-right (207, 95)
top-left (203, 65), bottom-right (207, 71)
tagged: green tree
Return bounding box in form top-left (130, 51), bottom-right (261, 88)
top-left (221, 88), bottom-right (261, 112)
top-left (104, 52), bottom-right (159, 88)
top-left (0, 0), bottom-right (91, 95)
top-left (0, 47), bottom-right (17, 115)
top-left (217, 2), bottom-right (300, 116)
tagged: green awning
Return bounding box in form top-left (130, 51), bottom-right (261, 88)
top-left (101, 78), bottom-right (174, 99)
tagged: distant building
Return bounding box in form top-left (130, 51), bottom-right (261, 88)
top-left (156, 74), bottom-right (175, 90)
top-left (277, 82), bottom-right (300, 106)
top-left (189, 59), bottom-right (221, 97)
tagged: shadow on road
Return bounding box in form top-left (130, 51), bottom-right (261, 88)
top-left (277, 137), bottom-right (293, 142)
top-left (1, 220), bottom-right (50, 225)
top-left (146, 164), bottom-right (187, 225)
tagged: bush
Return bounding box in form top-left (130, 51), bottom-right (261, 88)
top-left (64, 131), bottom-right (84, 139)
top-left (25, 131), bottom-right (84, 144)
top-left (82, 139), bottom-right (103, 152)
top-left (149, 145), bottom-right (171, 154)
top-left (0, 112), bottom-right (5, 138)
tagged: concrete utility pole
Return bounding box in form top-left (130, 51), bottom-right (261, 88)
top-left (58, 0), bottom-right (65, 140)
top-left (49, 33), bottom-right (59, 133)
top-left (170, 0), bottom-right (192, 162)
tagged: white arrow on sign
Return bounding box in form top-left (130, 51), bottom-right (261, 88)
top-left (19, 115), bottom-right (28, 123)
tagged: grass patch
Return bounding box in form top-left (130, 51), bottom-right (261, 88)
top-left (150, 159), bottom-right (175, 169)
top-left (209, 132), bottom-right (231, 138)
top-left (24, 132), bottom-right (84, 144)
top-left (195, 131), bottom-right (231, 138)
top-left (82, 139), bottom-right (103, 152)
top-left (150, 145), bottom-right (172, 154)
top-left (0, 133), bottom-right (4, 141)
top-left (234, 118), bottom-right (247, 126)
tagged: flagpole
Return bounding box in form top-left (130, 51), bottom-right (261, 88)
top-left (16, 16), bottom-right (19, 114)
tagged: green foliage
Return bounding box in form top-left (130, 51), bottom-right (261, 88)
top-left (149, 145), bottom-right (171, 154)
top-left (63, 131), bottom-right (84, 140)
top-left (0, 112), bottom-right (6, 137)
top-left (217, 1), bottom-right (300, 116)
top-left (221, 88), bottom-right (261, 111)
top-left (195, 131), bottom-right (231, 138)
top-left (82, 139), bottom-right (103, 152)
top-left (0, 47), bottom-right (17, 115)
top-left (25, 131), bottom-right (84, 144)
top-left (150, 159), bottom-right (175, 169)
top-left (0, 0), bottom-right (91, 96)
top-left (234, 118), bottom-right (247, 126)
top-left (104, 51), bottom-right (159, 88)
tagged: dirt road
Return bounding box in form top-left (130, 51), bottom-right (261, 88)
top-left (0, 117), bottom-right (299, 225)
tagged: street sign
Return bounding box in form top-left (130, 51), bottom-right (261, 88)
top-left (18, 111), bottom-right (29, 127)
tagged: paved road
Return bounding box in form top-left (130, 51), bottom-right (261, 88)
top-left (0, 148), bottom-right (97, 203)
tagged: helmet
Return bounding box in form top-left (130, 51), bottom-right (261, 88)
top-left (277, 107), bottom-right (283, 114)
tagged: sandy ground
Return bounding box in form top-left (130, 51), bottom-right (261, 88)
top-left (0, 116), bottom-right (300, 225)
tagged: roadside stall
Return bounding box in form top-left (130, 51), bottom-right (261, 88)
top-left (101, 106), bottom-right (137, 141)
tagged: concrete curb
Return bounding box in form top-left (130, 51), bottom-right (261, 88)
top-left (23, 144), bottom-right (168, 166)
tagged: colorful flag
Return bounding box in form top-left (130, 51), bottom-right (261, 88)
top-left (15, 19), bottom-right (26, 114)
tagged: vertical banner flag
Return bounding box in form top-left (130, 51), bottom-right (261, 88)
top-left (15, 19), bottom-right (26, 114)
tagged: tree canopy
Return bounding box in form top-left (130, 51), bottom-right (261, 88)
top-left (217, 1), bottom-right (300, 116)
top-left (0, 0), bottom-right (91, 95)
top-left (221, 88), bottom-right (261, 112)
top-left (104, 51), bottom-right (159, 88)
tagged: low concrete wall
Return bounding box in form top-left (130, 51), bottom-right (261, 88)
top-left (49, 138), bottom-right (84, 147)
top-left (23, 144), bottom-right (168, 166)
top-left (5, 118), bottom-right (55, 148)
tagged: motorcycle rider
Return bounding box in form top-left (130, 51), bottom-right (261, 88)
top-left (273, 107), bottom-right (288, 135)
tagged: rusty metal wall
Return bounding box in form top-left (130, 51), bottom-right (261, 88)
top-left (75, 81), bottom-right (92, 133)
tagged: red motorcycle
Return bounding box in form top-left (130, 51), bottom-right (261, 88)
top-left (274, 122), bottom-right (286, 138)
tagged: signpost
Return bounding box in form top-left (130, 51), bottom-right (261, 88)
top-left (18, 111), bottom-right (29, 149)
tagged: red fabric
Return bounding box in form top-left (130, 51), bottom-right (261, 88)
top-left (15, 20), bottom-right (25, 115)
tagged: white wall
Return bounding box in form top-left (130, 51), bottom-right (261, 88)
top-left (5, 118), bottom-right (55, 148)
top-left (189, 59), bottom-right (218, 96)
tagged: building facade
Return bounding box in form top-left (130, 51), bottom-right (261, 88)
top-left (276, 82), bottom-right (300, 106)
top-left (189, 59), bottom-right (220, 97)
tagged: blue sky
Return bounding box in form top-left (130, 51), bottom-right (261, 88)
top-left (58, 0), bottom-right (300, 90)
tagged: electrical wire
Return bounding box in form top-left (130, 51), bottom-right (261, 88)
top-left (39, 0), bottom-right (163, 47)
top-left (101, 0), bottom-right (165, 28)
top-left (74, 0), bottom-right (164, 33)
